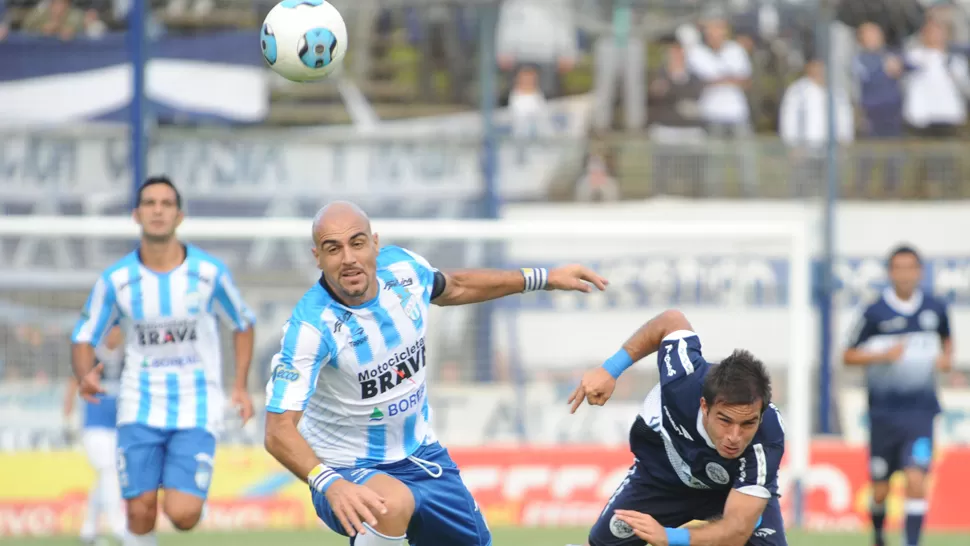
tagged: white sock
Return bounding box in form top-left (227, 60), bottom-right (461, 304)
top-left (353, 524), bottom-right (407, 545)
top-left (98, 467), bottom-right (127, 538)
top-left (80, 480), bottom-right (102, 541)
top-left (124, 531), bottom-right (157, 546)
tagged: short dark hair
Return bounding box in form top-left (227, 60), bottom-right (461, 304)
top-left (702, 349), bottom-right (772, 413)
top-left (887, 244), bottom-right (921, 267)
top-left (135, 176), bottom-right (182, 209)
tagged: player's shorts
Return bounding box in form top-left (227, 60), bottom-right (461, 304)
top-left (310, 442), bottom-right (491, 546)
top-left (81, 427), bottom-right (119, 472)
top-left (869, 413), bottom-right (936, 481)
top-left (117, 424), bottom-right (216, 500)
top-left (588, 461), bottom-right (786, 546)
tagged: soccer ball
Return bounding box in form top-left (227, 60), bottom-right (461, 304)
top-left (260, 0), bottom-right (348, 82)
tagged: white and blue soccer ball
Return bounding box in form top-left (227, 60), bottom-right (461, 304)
top-left (260, 0), bottom-right (348, 82)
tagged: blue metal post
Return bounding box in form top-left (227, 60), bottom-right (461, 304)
top-left (818, 12), bottom-right (837, 435)
top-left (473, 1), bottom-right (500, 383)
top-left (129, 0), bottom-right (148, 209)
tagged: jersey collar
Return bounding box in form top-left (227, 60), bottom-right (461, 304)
top-left (883, 287), bottom-right (923, 316)
top-left (696, 408), bottom-right (717, 449)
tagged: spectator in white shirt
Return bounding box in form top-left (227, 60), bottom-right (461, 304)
top-left (903, 18), bottom-right (970, 136)
top-left (508, 65), bottom-right (548, 140)
top-left (496, 0), bottom-right (577, 98)
top-left (686, 16), bottom-right (757, 195)
top-left (903, 17), bottom-right (970, 194)
top-left (778, 57), bottom-right (854, 196)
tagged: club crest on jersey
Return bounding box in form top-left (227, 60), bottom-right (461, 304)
top-left (388, 282), bottom-right (421, 322)
top-left (609, 514), bottom-right (634, 538)
top-left (919, 309), bottom-right (938, 330)
top-left (706, 462), bottom-right (730, 485)
top-left (184, 292), bottom-right (202, 314)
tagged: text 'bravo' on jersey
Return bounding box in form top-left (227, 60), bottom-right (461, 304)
top-left (848, 287), bottom-right (950, 417)
top-left (72, 245), bottom-right (255, 431)
top-left (636, 330), bottom-right (786, 499)
top-left (264, 245), bottom-right (439, 469)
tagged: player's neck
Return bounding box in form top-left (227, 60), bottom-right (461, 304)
top-left (138, 239), bottom-right (186, 273)
top-left (893, 288), bottom-right (916, 301)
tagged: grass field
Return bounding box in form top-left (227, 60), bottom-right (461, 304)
top-left (3, 529), bottom-right (969, 546)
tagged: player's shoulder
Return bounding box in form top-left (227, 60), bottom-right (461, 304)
top-left (922, 292), bottom-right (949, 312)
top-left (185, 244), bottom-right (231, 275)
top-left (755, 403), bottom-right (786, 445)
top-left (858, 293), bottom-right (888, 318)
top-left (289, 282), bottom-right (334, 329)
top-left (377, 245), bottom-right (432, 271)
top-left (99, 251), bottom-right (140, 285)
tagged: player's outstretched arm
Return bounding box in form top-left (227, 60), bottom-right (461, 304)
top-left (569, 310), bottom-right (693, 413)
top-left (430, 265), bottom-right (607, 307)
top-left (616, 490), bottom-right (768, 546)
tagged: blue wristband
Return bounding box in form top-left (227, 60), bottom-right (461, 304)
top-left (602, 348), bottom-right (634, 379)
top-left (665, 527), bottom-right (691, 546)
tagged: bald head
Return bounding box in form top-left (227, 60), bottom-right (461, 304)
top-left (311, 201), bottom-right (371, 245)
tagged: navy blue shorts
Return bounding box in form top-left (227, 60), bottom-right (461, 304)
top-left (588, 462), bottom-right (787, 546)
top-left (310, 442), bottom-right (491, 546)
top-left (116, 424), bottom-right (216, 500)
top-left (869, 414), bottom-right (935, 481)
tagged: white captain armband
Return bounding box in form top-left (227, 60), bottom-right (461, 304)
top-left (521, 268), bottom-right (548, 292)
top-left (308, 463), bottom-right (342, 493)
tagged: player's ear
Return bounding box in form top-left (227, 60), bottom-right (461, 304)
top-left (699, 396), bottom-right (708, 414)
top-left (372, 232), bottom-right (380, 248)
top-left (174, 208), bottom-right (184, 227)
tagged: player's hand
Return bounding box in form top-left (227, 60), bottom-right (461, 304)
top-left (614, 510), bottom-right (667, 545)
top-left (569, 367), bottom-right (616, 413)
top-left (78, 363), bottom-right (106, 403)
top-left (324, 479), bottom-right (388, 538)
top-left (936, 353), bottom-right (953, 372)
top-left (881, 343), bottom-right (905, 363)
top-left (231, 387), bottom-right (255, 424)
top-left (547, 265), bottom-right (608, 293)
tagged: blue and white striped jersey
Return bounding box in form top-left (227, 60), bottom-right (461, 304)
top-left (265, 246), bottom-right (436, 469)
top-left (72, 245), bottom-right (255, 432)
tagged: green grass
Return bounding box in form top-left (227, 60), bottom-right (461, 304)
top-left (3, 529), bottom-right (969, 546)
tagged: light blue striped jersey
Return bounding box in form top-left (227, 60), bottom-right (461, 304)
top-left (265, 245), bottom-right (436, 468)
top-left (72, 244), bottom-right (255, 431)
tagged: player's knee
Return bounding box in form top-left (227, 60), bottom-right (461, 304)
top-left (871, 481), bottom-right (891, 504)
top-left (125, 495), bottom-right (158, 534)
top-left (903, 468), bottom-right (927, 498)
top-left (165, 505), bottom-right (202, 531)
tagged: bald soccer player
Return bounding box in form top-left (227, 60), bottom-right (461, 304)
top-left (262, 202), bottom-right (608, 546)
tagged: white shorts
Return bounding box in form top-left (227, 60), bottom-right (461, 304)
top-left (81, 428), bottom-right (118, 472)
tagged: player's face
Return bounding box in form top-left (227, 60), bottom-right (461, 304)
top-left (133, 184), bottom-right (182, 243)
top-left (312, 223), bottom-right (380, 304)
top-left (889, 252), bottom-right (922, 297)
top-left (700, 397), bottom-right (762, 459)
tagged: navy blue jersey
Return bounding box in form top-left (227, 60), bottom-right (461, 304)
top-left (848, 289), bottom-right (949, 417)
top-left (634, 330), bottom-right (786, 499)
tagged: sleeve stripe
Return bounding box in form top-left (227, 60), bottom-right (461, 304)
top-left (677, 338), bottom-right (694, 375)
top-left (753, 443), bottom-right (767, 487)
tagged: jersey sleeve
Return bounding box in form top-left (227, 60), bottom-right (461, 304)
top-left (212, 267), bottom-right (256, 331)
top-left (735, 406), bottom-right (785, 498)
top-left (847, 306), bottom-right (878, 348)
top-left (657, 330), bottom-right (707, 387)
top-left (71, 275), bottom-right (119, 347)
top-left (938, 302), bottom-right (952, 340)
top-left (399, 247), bottom-right (439, 301)
top-left (264, 319), bottom-right (330, 414)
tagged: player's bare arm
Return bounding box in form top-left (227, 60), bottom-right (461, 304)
top-left (938, 336), bottom-right (954, 371)
top-left (615, 489), bottom-right (768, 546)
top-left (431, 264), bottom-right (607, 307)
top-left (570, 309), bottom-right (692, 412)
top-left (264, 409), bottom-right (387, 538)
top-left (843, 343), bottom-right (904, 365)
top-left (231, 326), bottom-right (256, 422)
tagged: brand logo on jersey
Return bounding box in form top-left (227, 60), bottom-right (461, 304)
top-left (753, 528), bottom-right (776, 538)
top-left (384, 278), bottom-right (414, 290)
top-left (142, 355), bottom-right (201, 369)
top-left (663, 405), bottom-right (693, 440)
top-left (608, 514), bottom-right (634, 539)
top-left (878, 316), bottom-right (907, 332)
top-left (386, 383), bottom-right (426, 417)
top-left (664, 344), bottom-right (676, 377)
top-left (271, 364), bottom-right (300, 383)
top-left (369, 407), bottom-right (384, 422)
top-left (357, 339), bottom-right (426, 399)
top-left (705, 462), bottom-right (730, 484)
top-left (136, 320), bottom-right (198, 346)
top-left (737, 457), bottom-right (746, 483)
top-left (919, 309), bottom-right (938, 330)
